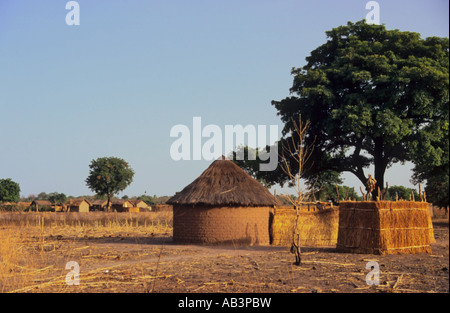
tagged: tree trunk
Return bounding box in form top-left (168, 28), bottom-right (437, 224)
top-left (373, 163), bottom-right (386, 200)
top-left (353, 166), bottom-right (367, 188)
top-left (106, 194), bottom-right (112, 212)
top-left (373, 138), bottom-right (387, 200)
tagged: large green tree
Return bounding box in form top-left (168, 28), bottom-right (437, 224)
top-left (272, 21), bottom-right (449, 198)
top-left (410, 119), bottom-right (449, 207)
top-left (85, 157), bottom-right (135, 211)
top-left (0, 178), bottom-right (21, 203)
top-left (229, 146), bottom-right (277, 188)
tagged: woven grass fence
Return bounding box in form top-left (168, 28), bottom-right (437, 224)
top-left (337, 201), bottom-right (435, 255)
top-left (270, 206), bottom-right (339, 247)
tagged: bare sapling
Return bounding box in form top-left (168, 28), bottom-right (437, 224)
top-left (279, 114), bottom-right (314, 266)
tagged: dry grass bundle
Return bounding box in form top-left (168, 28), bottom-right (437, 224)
top-left (337, 201), bottom-right (435, 255)
top-left (270, 207), bottom-right (339, 247)
top-left (0, 227), bottom-right (54, 292)
top-left (0, 210), bottom-right (174, 293)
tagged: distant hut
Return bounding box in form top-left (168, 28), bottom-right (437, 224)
top-left (91, 199), bottom-right (108, 211)
top-left (167, 158), bottom-right (280, 245)
top-left (111, 199), bottom-right (135, 212)
top-left (67, 199), bottom-right (92, 213)
top-left (132, 199), bottom-right (151, 211)
top-left (30, 200), bottom-right (52, 212)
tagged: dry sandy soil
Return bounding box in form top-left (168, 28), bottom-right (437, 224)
top-left (2, 220), bottom-right (448, 294)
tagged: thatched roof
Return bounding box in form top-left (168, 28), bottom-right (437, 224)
top-left (132, 200), bottom-right (149, 208)
top-left (111, 199), bottom-right (133, 206)
top-left (167, 158), bottom-right (280, 207)
top-left (68, 199), bottom-right (92, 207)
top-left (91, 199), bottom-right (107, 206)
top-left (31, 200), bottom-right (52, 206)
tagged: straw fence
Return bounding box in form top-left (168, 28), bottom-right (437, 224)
top-left (336, 201), bottom-right (435, 255)
top-left (270, 205), bottom-right (339, 247)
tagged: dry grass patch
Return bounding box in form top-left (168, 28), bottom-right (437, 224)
top-left (0, 211), bottom-right (172, 293)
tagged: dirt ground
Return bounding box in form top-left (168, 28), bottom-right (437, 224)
top-left (2, 220), bottom-right (448, 293)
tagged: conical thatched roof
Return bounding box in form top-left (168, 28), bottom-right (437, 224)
top-left (167, 158), bottom-right (280, 207)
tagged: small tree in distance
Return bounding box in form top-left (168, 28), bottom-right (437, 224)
top-left (85, 157), bottom-right (135, 211)
top-left (48, 192), bottom-right (67, 205)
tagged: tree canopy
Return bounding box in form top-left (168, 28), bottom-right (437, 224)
top-left (85, 157), bottom-right (135, 210)
top-left (410, 116), bottom-right (449, 207)
top-left (385, 185), bottom-right (420, 201)
top-left (48, 192), bottom-right (67, 205)
top-left (0, 178), bottom-right (21, 203)
top-left (271, 21), bottom-right (449, 198)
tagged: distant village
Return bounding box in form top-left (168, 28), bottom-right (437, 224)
top-left (0, 196), bottom-right (173, 213)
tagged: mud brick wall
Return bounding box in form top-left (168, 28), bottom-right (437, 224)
top-left (173, 206), bottom-right (270, 245)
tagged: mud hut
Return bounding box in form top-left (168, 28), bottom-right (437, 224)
top-left (91, 199), bottom-right (108, 211)
top-left (29, 200), bottom-right (52, 211)
top-left (167, 158), bottom-right (280, 245)
top-left (67, 199), bottom-right (92, 213)
top-left (337, 201), bottom-right (435, 255)
top-left (132, 199), bottom-right (151, 211)
top-left (111, 199), bottom-right (134, 212)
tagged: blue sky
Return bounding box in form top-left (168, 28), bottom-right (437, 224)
top-left (0, 0), bottom-right (448, 198)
